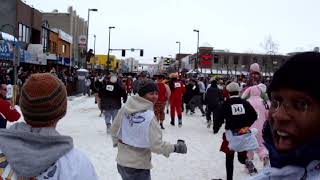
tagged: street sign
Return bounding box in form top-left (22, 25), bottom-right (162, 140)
top-left (78, 35), bottom-right (87, 48)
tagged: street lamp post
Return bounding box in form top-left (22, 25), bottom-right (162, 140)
top-left (93, 34), bottom-right (96, 68)
top-left (107, 26), bottom-right (115, 71)
top-left (85, 8), bottom-right (98, 68)
top-left (176, 41), bottom-right (181, 54)
top-left (176, 41), bottom-right (181, 72)
top-left (193, 29), bottom-right (199, 72)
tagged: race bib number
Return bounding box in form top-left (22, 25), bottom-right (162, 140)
top-left (174, 83), bottom-right (181, 88)
top-left (231, 104), bottom-right (245, 115)
top-left (106, 85), bottom-right (114, 91)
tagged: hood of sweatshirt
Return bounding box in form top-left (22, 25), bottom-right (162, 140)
top-left (124, 95), bottom-right (154, 114)
top-left (0, 122), bottom-right (73, 177)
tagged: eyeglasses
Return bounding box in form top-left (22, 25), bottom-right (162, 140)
top-left (270, 99), bottom-right (310, 114)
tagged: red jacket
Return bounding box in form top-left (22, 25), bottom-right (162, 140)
top-left (0, 98), bottom-right (21, 128)
top-left (157, 82), bottom-right (167, 103)
top-left (170, 81), bottom-right (185, 102)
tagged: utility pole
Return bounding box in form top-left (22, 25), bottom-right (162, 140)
top-left (107, 26), bottom-right (115, 71)
top-left (193, 29), bottom-right (200, 73)
top-left (85, 8), bottom-right (98, 68)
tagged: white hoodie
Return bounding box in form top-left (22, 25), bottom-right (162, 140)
top-left (111, 95), bottom-right (175, 170)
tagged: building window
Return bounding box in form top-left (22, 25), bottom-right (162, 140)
top-left (224, 56), bottom-right (229, 64)
top-left (19, 24), bottom-right (23, 41)
top-left (234, 56), bottom-right (239, 65)
top-left (18, 23), bottom-right (30, 43)
top-left (62, 45), bottom-right (66, 53)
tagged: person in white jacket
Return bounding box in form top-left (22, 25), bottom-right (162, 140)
top-left (111, 79), bottom-right (187, 180)
top-left (249, 52), bottom-right (320, 180)
top-left (0, 73), bottom-right (98, 180)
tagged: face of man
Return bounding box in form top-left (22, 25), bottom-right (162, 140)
top-left (0, 84), bottom-right (7, 98)
top-left (269, 88), bottom-right (320, 152)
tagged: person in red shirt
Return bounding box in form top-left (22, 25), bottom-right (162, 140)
top-left (168, 73), bottom-right (185, 127)
top-left (0, 83), bottom-right (20, 128)
top-left (154, 75), bottom-right (171, 129)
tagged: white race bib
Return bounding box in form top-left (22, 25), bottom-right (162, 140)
top-left (6, 85), bottom-right (13, 99)
top-left (118, 110), bottom-right (154, 148)
top-left (174, 82), bottom-right (181, 88)
top-left (231, 104), bottom-right (245, 115)
top-left (106, 85), bottom-right (114, 91)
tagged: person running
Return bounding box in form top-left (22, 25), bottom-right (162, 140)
top-left (168, 73), bottom-right (185, 127)
top-left (204, 79), bottom-right (223, 128)
top-left (214, 82), bottom-right (258, 180)
top-left (245, 85), bottom-right (270, 166)
top-left (154, 75), bottom-right (171, 129)
top-left (111, 79), bottom-right (187, 180)
top-left (99, 74), bottom-right (127, 133)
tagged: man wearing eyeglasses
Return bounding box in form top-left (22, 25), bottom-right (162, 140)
top-left (249, 52), bottom-right (320, 180)
top-left (0, 82), bottom-right (21, 128)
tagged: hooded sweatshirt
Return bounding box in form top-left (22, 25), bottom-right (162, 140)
top-left (111, 95), bottom-right (175, 170)
top-left (0, 122), bottom-right (97, 180)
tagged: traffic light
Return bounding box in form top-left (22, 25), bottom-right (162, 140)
top-left (214, 54), bottom-right (219, 63)
top-left (140, 49), bottom-right (144, 56)
top-left (153, 57), bottom-right (157, 63)
top-left (122, 49), bottom-right (126, 57)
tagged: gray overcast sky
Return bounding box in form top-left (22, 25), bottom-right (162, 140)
top-left (26, 0), bottom-right (320, 63)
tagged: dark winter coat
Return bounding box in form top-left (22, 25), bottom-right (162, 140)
top-left (99, 81), bottom-right (127, 110)
top-left (183, 83), bottom-right (194, 104)
top-left (213, 96), bottom-right (257, 133)
top-left (205, 85), bottom-right (223, 109)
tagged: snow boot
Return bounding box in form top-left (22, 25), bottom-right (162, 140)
top-left (245, 159), bottom-right (258, 175)
top-left (170, 117), bottom-right (175, 126)
top-left (160, 123), bottom-right (165, 130)
top-left (178, 119), bottom-right (182, 127)
top-left (207, 120), bottom-right (212, 128)
top-left (106, 123), bottom-right (111, 133)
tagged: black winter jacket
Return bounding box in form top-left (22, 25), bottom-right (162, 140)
top-left (213, 96), bottom-right (257, 133)
top-left (99, 81), bottom-right (127, 110)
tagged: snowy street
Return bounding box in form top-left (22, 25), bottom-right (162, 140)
top-left (56, 96), bottom-right (264, 180)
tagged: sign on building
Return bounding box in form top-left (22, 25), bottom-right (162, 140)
top-left (78, 35), bottom-right (87, 48)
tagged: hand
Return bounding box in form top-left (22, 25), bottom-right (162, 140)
top-left (174, 140), bottom-right (187, 154)
top-left (213, 129), bottom-right (219, 134)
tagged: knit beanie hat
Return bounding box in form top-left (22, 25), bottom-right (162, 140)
top-left (226, 82), bottom-right (240, 92)
top-left (138, 79), bottom-right (159, 97)
top-left (19, 73), bottom-right (67, 127)
top-left (250, 63), bottom-right (261, 73)
top-left (269, 52), bottom-right (320, 101)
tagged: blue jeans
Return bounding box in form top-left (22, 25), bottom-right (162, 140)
top-left (104, 109), bottom-right (119, 125)
top-left (117, 164), bottom-right (151, 180)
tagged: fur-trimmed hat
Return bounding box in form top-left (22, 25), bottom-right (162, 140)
top-left (269, 52), bottom-right (320, 101)
top-left (138, 79), bottom-right (159, 97)
top-left (19, 73), bottom-right (67, 127)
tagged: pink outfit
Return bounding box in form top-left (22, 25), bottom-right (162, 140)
top-left (246, 85), bottom-right (269, 160)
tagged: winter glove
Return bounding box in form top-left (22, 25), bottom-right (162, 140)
top-left (174, 140), bottom-right (187, 154)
